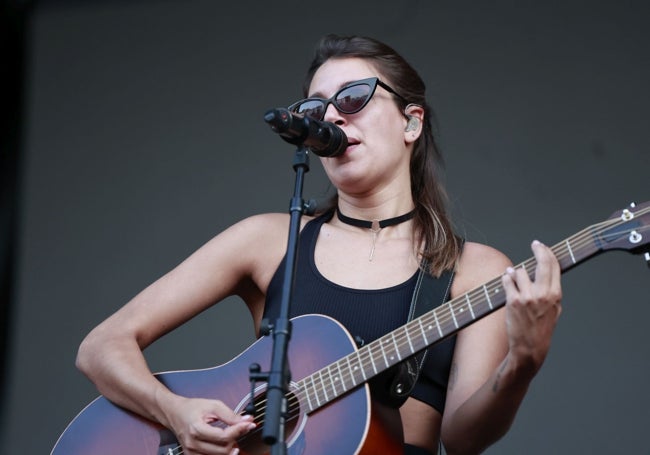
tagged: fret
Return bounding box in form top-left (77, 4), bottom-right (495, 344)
top-left (303, 377), bottom-right (314, 411)
top-left (346, 355), bottom-right (360, 387)
top-left (356, 351), bottom-right (367, 381)
top-left (483, 284), bottom-right (493, 309)
top-left (433, 310), bottom-right (444, 337)
top-left (310, 374), bottom-right (321, 408)
top-left (417, 318), bottom-right (430, 345)
top-left (379, 338), bottom-right (390, 368)
top-left (336, 361), bottom-right (346, 392)
top-left (566, 239), bottom-right (576, 263)
top-left (465, 293), bottom-right (476, 319)
top-left (389, 332), bottom-right (401, 361)
top-left (403, 326), bottom-right (415, 355)
top-left (368, 344), bottom-right (378, 375)
top-left (327, 365), bottom-right (338, 396)
top-left (319, 370), bottom-right (329, 402)
top-left (450, 303), bottom-right (459, 329)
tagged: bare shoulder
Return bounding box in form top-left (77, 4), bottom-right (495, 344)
top-left (202, 213), bottom-right (292, 273)
top-left (212, 212), bottom-right (315, 286)
top-left (452, 241), bottom-right (513, 297)
top-left (225, 212), bottom-right (291, 244)
top-left (220, 212), bottom-right (312, 257)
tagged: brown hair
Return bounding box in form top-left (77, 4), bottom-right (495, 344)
top-left (304, 34), bottom-right (462, 276)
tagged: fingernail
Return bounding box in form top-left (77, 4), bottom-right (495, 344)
top-left (506, 266), bottom-right (515, 275)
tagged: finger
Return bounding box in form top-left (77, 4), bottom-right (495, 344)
top-left (199, 415), bottom-right (256, 442)
top-left (220, 419), bottom-right (257, 442)
top-left (504, 265), bottom-right (536, 307)
top-left (210, 402), bottom-right (253, 426)
top-left (501, 266), bottom-right (519, 299)
top-left (531, 240), bottom-right (556, 289)
top-left (533, 241), bottom-right (563, 308)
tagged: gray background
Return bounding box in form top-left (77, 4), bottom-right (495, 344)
top-left (3, 0), bottom-right (650, 453)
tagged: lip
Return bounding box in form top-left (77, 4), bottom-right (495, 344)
top-left (344, 136), bottom-right (360, 151)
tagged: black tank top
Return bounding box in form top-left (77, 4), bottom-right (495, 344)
top-left (263, 211), bottom-right (457, 413)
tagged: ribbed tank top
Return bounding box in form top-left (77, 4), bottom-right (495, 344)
top-left (263, 211), bottom-right (456, 412)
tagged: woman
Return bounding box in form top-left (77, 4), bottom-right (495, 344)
top-left (76, 35), bottom-right (562, 455)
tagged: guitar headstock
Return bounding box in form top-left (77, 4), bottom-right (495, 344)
top-left (597, 201), bottom-right (650, 257)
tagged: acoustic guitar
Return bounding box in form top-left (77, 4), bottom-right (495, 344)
top-left (51, 201), bottom-right (650, 455)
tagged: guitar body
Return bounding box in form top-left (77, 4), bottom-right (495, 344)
top-left (51, 314), bottom-right (404, 455)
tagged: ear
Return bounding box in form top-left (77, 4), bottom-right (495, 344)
top-left (403, 104), bottom-right (424, 144)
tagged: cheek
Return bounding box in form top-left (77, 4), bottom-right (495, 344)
top-left (365, 116), bottom-right (407, 151)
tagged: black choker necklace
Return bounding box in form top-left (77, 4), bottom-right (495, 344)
top-left (336, 207), bottom-right (416, 261)
top-left (336, 207), bottom-right (416, 231)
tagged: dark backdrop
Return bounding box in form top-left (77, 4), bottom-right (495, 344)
top-left (2, 1), bottom-right (649, 453)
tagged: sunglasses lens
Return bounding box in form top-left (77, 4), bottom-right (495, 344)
top-left (290, 80), bottom-right (375, 120)
top-left (294, 100), bottom-right (325, 120)
top-left (335, 83), bottom-right (372, 113)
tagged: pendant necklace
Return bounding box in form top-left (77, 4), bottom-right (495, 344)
top-left (336, 207), bottom-right (416, 261)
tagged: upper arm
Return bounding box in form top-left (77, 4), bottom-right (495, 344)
top-left (88, 213), bottom-right (290, 349)
top-left (442, 242), bottom-right (513, 419)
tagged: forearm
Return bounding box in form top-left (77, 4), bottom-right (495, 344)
top-left (441, 354), bottom-right (536, 455)
top-left (76, 329), bottom-right (178, 428)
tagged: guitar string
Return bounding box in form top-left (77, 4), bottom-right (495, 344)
top-left (167, 208), bottom-right (649, 453)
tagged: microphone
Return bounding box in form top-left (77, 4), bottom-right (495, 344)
top-left (264, 107), bottom-right (348, 157)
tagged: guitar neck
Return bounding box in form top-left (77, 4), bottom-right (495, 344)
top-left (295, 203), bottom-right (650, 414)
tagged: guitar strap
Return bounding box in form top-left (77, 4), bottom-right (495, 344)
top-left (389, 258), bottom-right (456, 401)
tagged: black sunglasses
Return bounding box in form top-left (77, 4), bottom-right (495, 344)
top-left (288, 77), bottom-right (408, 121)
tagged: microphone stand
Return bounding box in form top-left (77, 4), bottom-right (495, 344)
top-left (254, 145), bottom-right (311, 455)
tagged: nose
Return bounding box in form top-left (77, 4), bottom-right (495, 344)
top-left (322, 102), bottom-right (345, 124)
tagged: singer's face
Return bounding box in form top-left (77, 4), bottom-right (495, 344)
top-left (307, 58), bottom-right (413, 195)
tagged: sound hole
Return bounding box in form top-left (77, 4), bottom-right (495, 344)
top-left (236, 388), bottom-right (303, 455)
